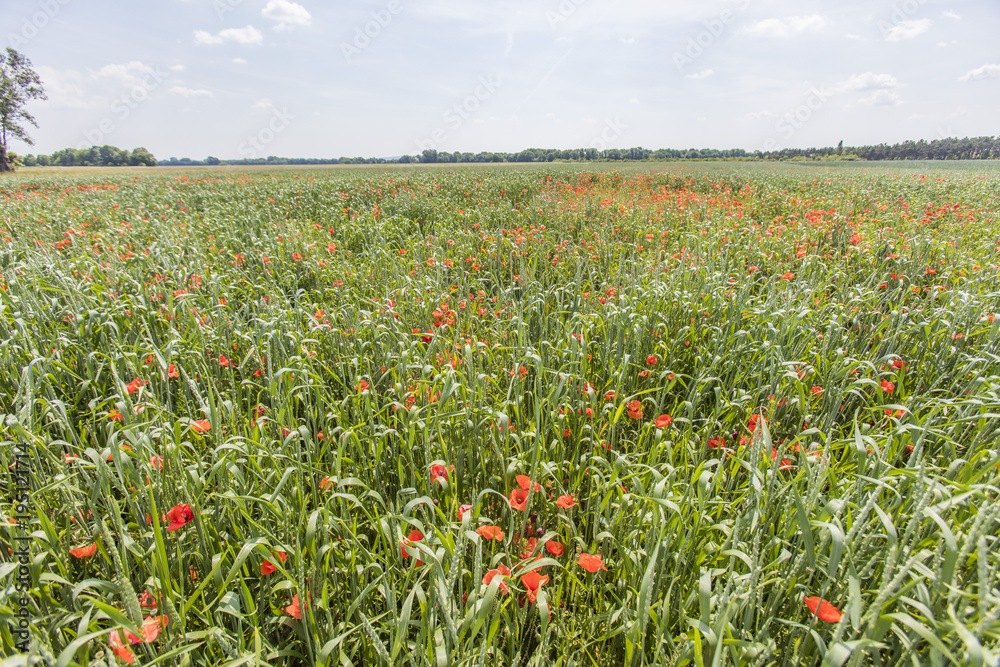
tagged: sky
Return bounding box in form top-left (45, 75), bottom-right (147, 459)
top-left (2, 0), bottom-right (998, 160)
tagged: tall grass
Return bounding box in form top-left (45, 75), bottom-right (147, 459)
top-left (1, 164), bottom-right (999, 665)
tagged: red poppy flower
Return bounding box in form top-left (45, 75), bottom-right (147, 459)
top-left (69, 543), bottom-right (97, 558)
top-left (319, 476), bottom-right (334, 489)
top-left (626, 400), bottom-right (643, 419)
top-left (109, 631), bottom-right (136, 664)
top-left (881, 380), bottom-right (895, 393)
top-left (125, 378), bottom-right (146, 394)
top-left (286, 594), bottom-right (302, 619)
top-left (191, 419), bottom-right (211, 432)
top-left (646, 355), bottom-right (657, 365)
top-left (803, 596), bottom-right (842, 623)
top-left (219, 355), bottom-right (230, 367)
top-left (401, 529), bottom-right (425, 566)
top-left (708, 437), bottom-right (726, 449)
top-left (654, 414), bottom-right (672, 429)
top-left (604, 390), bottom-right (616, 401)
top-left (747, 414), bottom-right (766, 433)
top-left (167, 364), bottom-right (178, 378)
top-left (556, 494), bottom-right (577, 509)
top-left (138, 592), bottom-right (157, 609)
top-left (150, 456), bottom-right (162, 470)
top-left (476, 525), bottom-right (505, 541)
top-left (509, 488), bottom-right (529, 511)
top-left (516, 475), bottom-right (541, 492)
top-left (108, 410), bottom-right (123, 422)
top-left (261, 551), bottom-right (287, 576)
top-left (578, 553), bottom-right (608, 573)
top-left (521, 570), bottom-right (549, 603)
top-left (164, 504), bottom-right (194, 531)
top-left (483, 565), bottom-right (511, 595)
top-left (519, 537), bottom-right (539, 560)
top-left (457, 504), bottom-right (473, 521)
top-left (545, 540), bottom-right (564, 556)
top-left (781, 272), bottom-right (795, 280)
top-left (356, 379), bottom-right (369, 392)
top-left (430, 464), bottom-right (453, 485)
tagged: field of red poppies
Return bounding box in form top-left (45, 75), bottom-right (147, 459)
top-left (1, 162), bottom-right (999, 665)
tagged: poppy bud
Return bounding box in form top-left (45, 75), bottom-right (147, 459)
top-left (433, 499), bottom-right (439, 506)
top-left (536, 528), bottom-right (544, 537)
top-left (529, 512), bottom-right (537, 522)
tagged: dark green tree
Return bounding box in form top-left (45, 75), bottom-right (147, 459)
top-left (0, 48), bottom-right (46, 172)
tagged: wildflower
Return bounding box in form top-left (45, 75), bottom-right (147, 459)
top-left (401, 529), bottom-right (425, 566)
top-left (164, 504), bottom-right (194, 531)
top-left (319, 477), bottom-right (334, 490)
top-left (191, 419), bottom-right (211, 432)
top-left (430, 464), bottom-right (453, 486)
top-left (261, 551), bottom-right (287, 576)
top-left (626, 400), bottom-right (643, 419)
top-left (810, 386), bottom-right (823, 395)
top-left (654, 414), bottom-right (673, 429)
top-left (483, 565), bottom-right (511, 595)
top-left (708, 437), bottom-right (726, 449)
top-left (546, 540), bottom-right (564, 556)
top-left (519, 537), bottom-right (539, 560)
top-left (881, 380), bottom-right (896, 393)
top-left (781, 272), bottom-right (795, 280)
top-left (125, 378), bottom-right (146, 394)
top-left (516, 475), bottom-right (542, 492)
top-left (219, 355), bottom-right (231, 367)
top-left (108, 410), bottom-right (123, 422)
top-left (747, 414), bottom-right (766, 433)
top-left (646, 355), bottom-right (657, 365)
top-left (604, 390), bottom-right (616, 401)
top-left (167, 364), bottom-right (179, 378)
top-left (286, 594), bottom-right (303, 619)
top-left (356, 379), bottom-right (369, 392)
top-left (476, 525), bottom-right (505, 541)
top-left (578, 553), bottom-right (608, 573)
top-left (556, 494), bottom-right (577, 509)
top-left (69, 543), bottom-right (97, 558)
top-left (521, 570), bottom-right (549, 603)
top-left (150, 456), bottom-right (162, 470)
top-left (457, 504), bottom-right (473, 521)
top-left (803, 596), bottom-right (842, 623)
top-left (509, 488), bottom-right (529, 511)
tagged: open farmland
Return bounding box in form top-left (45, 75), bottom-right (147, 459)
top-left (1, 163), bottom-right (1000, 666)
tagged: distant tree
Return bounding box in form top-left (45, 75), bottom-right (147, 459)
top-left (420, 149), bottom-right (438, 163)
top-left (129, 147), bottom-right (156, 166)
top-left (206, 156), bottom-right (221, 165)
top-left (0, 48), bottom-right (46, 172)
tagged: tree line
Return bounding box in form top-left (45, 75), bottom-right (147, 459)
top-left (9, 135), bottom-right (1000, 171)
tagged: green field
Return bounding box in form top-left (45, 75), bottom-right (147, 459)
top-left (1, 163), bottom-right (999, 666)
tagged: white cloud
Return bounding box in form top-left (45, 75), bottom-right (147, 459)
top-left (837, 72), bottom-right (900, 92)
top-left (686, 69), bottom-right (714, 80)
top-left (34, 66), bottom-right (92, 109)
top-left (742, 15), bottom-right (827, 38)
top-left (253, 98), bottom-right (275, 111)
top-left (884, 19), bottom-right (931, 42)
top-left (233, 58), bottom-right (248, 65)
top-left (194, 25), bottom-right (263, 46)
top-left (959, 64), bottom-right (1000, 82)
top-left (262, 0), bottom-right (312, 30)
top-left (845, 33), bottom-right (862, 40)
top-left (942, 11), bottom-right (961, 20)
top-left (170, 86), bottom-right (214, 98)
top-left (860, 90), bottom-right (902, 106)
top-left (169, 65), bottom-right (185, 72)
top-left (629, 97), bottom-right (640, 105)
top-left (96, 61), bottom-right (156, 89)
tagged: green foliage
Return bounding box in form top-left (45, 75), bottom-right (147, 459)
top-left (0, 163), bottom-right (998, 666)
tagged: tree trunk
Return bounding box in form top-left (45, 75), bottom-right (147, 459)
top-left (0, 144), bottom-right (9, 172)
